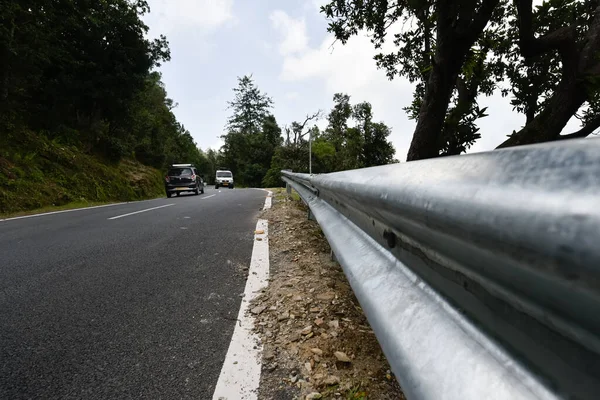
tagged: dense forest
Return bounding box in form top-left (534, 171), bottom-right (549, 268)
top-left (0, 0), bottom-right (203, 166)
top-left (0, 0), bottom-right (212, 212)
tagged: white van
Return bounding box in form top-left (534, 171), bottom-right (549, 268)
top-left (215, 170), bottom-right (234, 189)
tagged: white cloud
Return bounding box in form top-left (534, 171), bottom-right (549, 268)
top-left (270, 10), bottom-right (309, 55)
top-left (307, 0), bottom-right (328, 12)
top-left (146, 0), bottom-right (234, 36)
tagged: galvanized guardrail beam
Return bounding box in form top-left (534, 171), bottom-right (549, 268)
top-left (282, 138), bottom-right (600, 400)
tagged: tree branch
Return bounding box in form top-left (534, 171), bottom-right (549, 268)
top-left (464, 0), bottom-right (501, 42)
top-left (297, 110), bottom-right (323, 141)
top-left (580, 5), bottom-right (600, 73)
top-left (557, 115), bottom-right (600, 140)
top-left (515, 0), bottom-right (577, 59)
top-left (417, 7), bottom-right (432, 83)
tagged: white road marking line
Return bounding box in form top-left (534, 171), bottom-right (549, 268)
top-left (0, 198), bottom-right (165, 222)
top-left (107, 204), bottom-right (174, 220)
top-left (202, 194), bottom-right (216, 200)
top-left (263, 191), bottom-right (273, 210)
top-left (213, 219), bottom-right (270, 400)
top-left (1, 202), bottom-right (128, 222)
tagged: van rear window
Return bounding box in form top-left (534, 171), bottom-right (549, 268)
top-left (168, 168), bottom-right (192, 176)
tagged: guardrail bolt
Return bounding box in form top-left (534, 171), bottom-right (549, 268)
top-left (383, 230), bottom-right (397, 249)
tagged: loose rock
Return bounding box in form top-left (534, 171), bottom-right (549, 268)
top-left (310, 348), bottom-right (323, 356)
top-left (323, 375), bottom-right (341, 386)
top-left (316, 292), bottom-right (335, 301)
top-left (251, 305), bottom-right (266, 315)
top-left (277, 312), bottom-right (290, 321)
top-left (288, 332), bottom-right (301, 343)
top-left (252, 189), bottom-right (405, 400)
top-left (304, 362), bottom-right (312, 373)
top-left (334, 351), bottom-right (351, 363)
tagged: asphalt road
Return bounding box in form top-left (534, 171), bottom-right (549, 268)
top-left (0, 188), bottom-right (268, 399)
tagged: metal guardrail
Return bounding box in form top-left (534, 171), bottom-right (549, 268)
top-left (282, 139), bottom-right (600, 400)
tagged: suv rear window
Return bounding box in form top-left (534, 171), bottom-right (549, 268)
top-left (216, 171), bottom-right (232, 177)
top-left (168, 168), bottom-right (192, 176)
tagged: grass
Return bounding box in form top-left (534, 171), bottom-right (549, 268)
top-left (318, 383), bottom-right (369, 400)
top-left (0, 130), bottom-right (165, 215)
top-left (346, 384), bottom-right (369, 400)
top-left (267, 186), bottom-right (301, 202)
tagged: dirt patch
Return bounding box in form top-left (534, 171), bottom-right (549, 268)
top-left (254, 189), bottom-right (405, 400)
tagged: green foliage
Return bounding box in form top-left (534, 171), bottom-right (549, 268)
top-left (504, 0), bottom-right (600, 124)
top-left (322, 0), bottom-right (600, 158)
top-left (226, 75), bottom-right (274, 134)
top-left (263, 93), bottom-right (396, 186)
top-left (322, 93), bottom-right (395, 170)
top-left (0, 131), bottom-right (164, 214)
top-left (0, 0), bottom-right (206, 209)
top-left (221, 76), bottom-right (281, 187)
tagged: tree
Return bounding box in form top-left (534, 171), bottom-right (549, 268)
top-left (323, 93), bottom-right (353, 154)
top-left (353, 102), bottom-right (395, 167)
top-left (221, 76), bottom-right (281, 187)
top-left (264, 95), bottom-right (396, 184)
top-left (321, 0), bottom-right (600, 160)
top-left (263, 112), bottom-right (323, 186)
top-left (0, 0), bottom-right (201, 173)
top-left (226, 75), bottom-right (273, 134)
top-left (323, 94), bottom-right (396, 170)
top-left (497, 0), bottom-right (600, 147)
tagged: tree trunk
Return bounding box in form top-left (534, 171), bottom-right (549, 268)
top-left (497, 81), bottom-right (587, 148)
top-left (407, 0), bottom-right (500, 161)
top-left (498, 4), bottom-right (600, 148)
top-left (407, 50), bottom-right (465, 161)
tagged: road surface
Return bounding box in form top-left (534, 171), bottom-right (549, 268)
top-left (0, 188), bottom-right (267, 399)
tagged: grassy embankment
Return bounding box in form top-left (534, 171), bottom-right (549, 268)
top-left (0, 130), bottom-right (165, 217)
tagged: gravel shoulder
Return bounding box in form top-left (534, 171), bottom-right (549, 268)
top-left (254, 188), bottom-right (405, 400)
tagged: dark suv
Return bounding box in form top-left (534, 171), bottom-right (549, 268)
top-left (165, 164), bottom-right (205, 198)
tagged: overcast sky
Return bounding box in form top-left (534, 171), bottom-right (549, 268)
top-left (143, 0), bottom-right (581, 161)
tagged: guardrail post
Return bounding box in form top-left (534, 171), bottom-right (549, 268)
top-left (330, 249), bottom-right (338, 262)
top-left (308, 209), bottom-right (315, 221)
top-left (283, 169), bottom-right (292, 196)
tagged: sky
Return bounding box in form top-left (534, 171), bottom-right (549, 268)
top-left (142, 0), bottom-right (582, 161)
